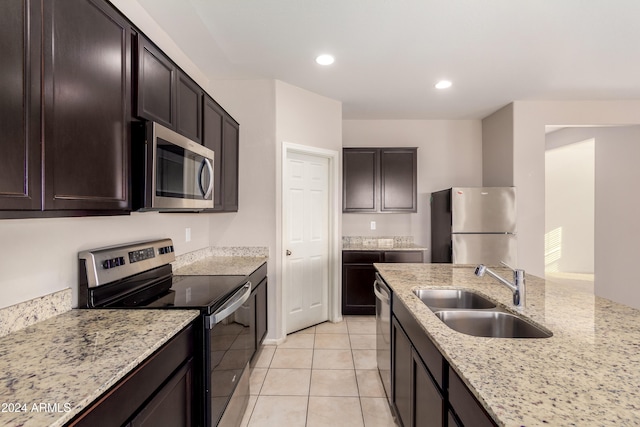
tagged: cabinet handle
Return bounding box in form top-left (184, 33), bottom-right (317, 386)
top-left (286, 250), bottom-right (292, 256)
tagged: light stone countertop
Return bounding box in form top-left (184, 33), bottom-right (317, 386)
top-left (173, 255), bottom-right (267, 276)
top-left (374, 263), bottom-right (640, 427)
top-left (342, 243), bottom-right (428, 251)
top-left (0, 309), bottom-right (199, 427)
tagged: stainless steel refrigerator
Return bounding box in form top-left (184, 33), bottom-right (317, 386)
top-left (431, 187), bottom-right (517, 265)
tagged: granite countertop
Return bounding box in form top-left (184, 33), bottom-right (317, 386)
top-left (0, 309), bottom-right (199, 427)
top-left (343, 243), bottom-right (428, 251)
top-left (173, 255), bottom-right (267, 276)
top-left (374, 263), bottom-right (640, 426)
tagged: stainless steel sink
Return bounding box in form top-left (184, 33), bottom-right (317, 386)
top-left (433, 310), bottom-right (553, 338)
top-left (413, 289), bottom-right (496, 310)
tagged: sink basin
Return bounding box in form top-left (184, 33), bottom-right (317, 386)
top-left (413, 289), bottom-right (496, 310)
top-left (434, 310), bottom-right (552, 338)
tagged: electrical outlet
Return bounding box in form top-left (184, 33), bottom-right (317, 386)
top-left (370, 221), bottom-right (376, 230)
top-left (185, 227), bottom-right (191, 242)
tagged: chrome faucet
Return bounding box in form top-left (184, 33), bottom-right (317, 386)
top-left (474, 262), bottom-right (526, 308)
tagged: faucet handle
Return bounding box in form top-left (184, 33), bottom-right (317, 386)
top-left (499, 260), bottom-right (522, 272)
top-left (499, 260), bottom-right (515, 270)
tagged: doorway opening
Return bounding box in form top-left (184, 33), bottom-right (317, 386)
top-left (281, 142), bottom-right (341, 336)
top-left (544, 129), bottom-right (594, 293)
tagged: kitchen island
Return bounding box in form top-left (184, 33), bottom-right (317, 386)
top-left (374, 263), bottom-right (640, 426)
top-left (0, 309), bottom-right (198, 427)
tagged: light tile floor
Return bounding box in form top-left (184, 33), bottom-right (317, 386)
top-left (241, 315), bottom-right (397, 427)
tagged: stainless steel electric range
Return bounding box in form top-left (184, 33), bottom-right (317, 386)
top-left (78, 239), bottom-right (255, 427)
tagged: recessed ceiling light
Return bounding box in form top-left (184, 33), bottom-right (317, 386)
top-left (315, 54), bottom-right (335, 66)
top-left (435, 80), bottom-right (452, 89)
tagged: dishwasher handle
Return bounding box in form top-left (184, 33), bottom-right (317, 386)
top-left (373, 276), bottom-right (390, 304)
top-left (208, 281), bottom-right (252, 328)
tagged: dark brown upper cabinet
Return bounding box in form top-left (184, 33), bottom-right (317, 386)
top-left (343, 147), bottom-right (417, 213)
top-left (203, 95), bottom-right (239, 212)
top-left (176, 71), bottom-right (203, 144)
top-left (136, 34), bottom-right (176, 129)
top-left (0, 0), bottom-right (41, 211)
top-left (43, 0), bottom-right (131, 211)
top-left (1, 0), bottom-right (131, 216)
top-left (136, 35), bottom-right (203, 144)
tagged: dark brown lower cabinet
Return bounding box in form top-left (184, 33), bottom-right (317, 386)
top-left (448, 367), bottom-right (497, 427)
top-left (248, 263), bottom-right (268, 364)
top-left (393, 317), bottom-right (413, 427)
top-left (67, 323), bottom-right (194, 427)
top-left (391, 295), bottom-right (497, 427)
top-left (254, 277), bottom-right (268, 348)
top-left (130, 359), bottom-right (193, 427)
top-left (392, 317), bottom-right (444, 427)
top-left (343, 250), bottom-right (423, 315)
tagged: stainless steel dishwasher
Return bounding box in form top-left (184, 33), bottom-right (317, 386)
top-left (374, 273), bottom-right (392, 403)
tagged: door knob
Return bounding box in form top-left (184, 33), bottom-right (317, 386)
top-left (286, 250), bottom-right (292, 256)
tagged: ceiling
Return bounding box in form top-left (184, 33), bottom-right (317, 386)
top-left (137, 0), bottom-right (640, 120)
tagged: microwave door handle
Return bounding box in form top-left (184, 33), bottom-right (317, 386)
top-left (201, 158), bottom-right (214, 199)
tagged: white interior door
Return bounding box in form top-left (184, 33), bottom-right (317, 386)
top-left (284, 151), bottom-right (330, 334)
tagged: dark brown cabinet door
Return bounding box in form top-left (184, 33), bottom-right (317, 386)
top-left (381, 148), bottom-right (417, 212)
top-left (42, 0), bottom-right (131, 211)
top-left (384, 251), bottom-right (424, 263)
top-left (393, 318), bottom-right (412, 427)
top-left (130, 359), bottom-right (193, 427)
top-left (176, 71), bottom-right (202, 144)
top-left (203, 95), bottom-right (224, 210)
top-left (203, 95), bottom-right (239, 212)
top-left (255, 278), bottom-right (268, 347)
top-left (222, 117), bottom-right (239, 211)
top-left (343, 148), bottom-right (378, 212)
top-left (448, 367), bottom-right (497, 427)
top-left (343, 263), bottom-right (378, 315)
top-left (0, 0), bottom-right (41, 211)
top-left (343, 147), bottom-right (417, 213)
top-left (343, 251), bottom-right (422, 315)
top-left (414, 350), bottom-right (444, 427)
top-left (136, 34), bottom-right (176, 129)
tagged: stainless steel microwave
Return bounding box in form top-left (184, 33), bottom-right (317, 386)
top-left (133, 121), bottom-right (214, 211)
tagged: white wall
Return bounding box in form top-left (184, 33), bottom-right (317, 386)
top-left (595, 126), bottom-right (640, 307)
top-left (0, 213), bottom-right (210, 309)
top-left (484, 101), bottom-right (640, 309)
top-left (511, 101), bottom-right (640, 278)
top-left (208, 79), bottom-right (343, 341)
top-left (109, 0), bottom-right (209, 89)
top-left (482, 104), bottom-right (514, 187)
top-left (544, 125), bottom-right (640, 306)
top-left (544, 135), bottom-right (594, 274)
top-left (342, 120), bottom-right (483, 258)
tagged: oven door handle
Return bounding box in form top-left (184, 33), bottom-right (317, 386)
top-left (208, 281), bottom-right (252, 327)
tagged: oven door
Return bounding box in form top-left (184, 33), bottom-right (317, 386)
top-left (150, 121), bottom-right (215, 211)
top-left (205, 281), bottom-right (252, 427)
